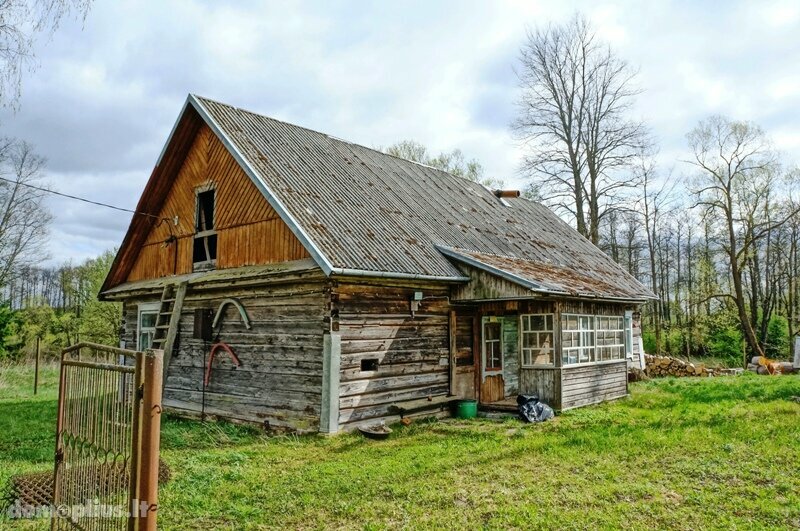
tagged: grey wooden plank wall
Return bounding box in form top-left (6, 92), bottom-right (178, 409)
top-left (121, 281), bottom-right (327, 432)
top-left (335, 281), bottom-right (451, 427)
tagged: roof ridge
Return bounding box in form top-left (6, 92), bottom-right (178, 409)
top-left (189, 93), bottom-right (497, 187)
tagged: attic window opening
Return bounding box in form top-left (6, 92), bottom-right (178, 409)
top-left (193, 188), bottom-right (217, 270)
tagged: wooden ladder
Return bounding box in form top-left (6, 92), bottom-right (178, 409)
top-left (152, 281), bottom-right (188, 391)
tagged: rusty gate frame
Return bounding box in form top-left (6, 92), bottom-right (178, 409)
top-left (51, 342), bottom-right (163, 531)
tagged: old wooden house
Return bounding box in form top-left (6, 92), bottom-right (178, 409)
top-left (100, 95), bottom-right (655, 433)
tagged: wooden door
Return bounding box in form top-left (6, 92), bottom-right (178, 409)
top-left (480, 319), bottom-right (505, 402)
top-left (451, 311), bottom-right (476, 398)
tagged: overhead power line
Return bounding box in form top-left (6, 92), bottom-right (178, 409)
top-left (0, 175), bottom-right (161, 219)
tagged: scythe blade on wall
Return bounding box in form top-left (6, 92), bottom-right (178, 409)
top-left (204, 298), bottom-right (251, 389)
top-left (212, 298), bottom-right (252, 330)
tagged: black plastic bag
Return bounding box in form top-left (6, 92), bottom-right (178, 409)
top-left (517, 394), bottom-right (554, 423)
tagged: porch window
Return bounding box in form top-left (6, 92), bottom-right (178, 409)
top-left (624, 311), bottom-right (634, 359)
top-left (520, 314), bottom-right (554, 367)
top-left (483, 321), bottom-right (502, 371)
top-left (561, 313), bottom-right (627, 365)
top-left (596, 316), bottom-right (625, 361)
top-left (137, 303), bottom-right (159, 350)
top-left (561, 314), bottom-right (595, 365)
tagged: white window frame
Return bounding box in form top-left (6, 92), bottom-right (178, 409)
top-left (624, 310), bottom-right (634, 359)
top-left (561, 313), bottom-right (628, 367)
top-left (137, 302), bottom-right (160, 351)
top-left (595, 315), bottom-right (626, 362)
top-left (520, 314), bottom-right (555, 367)
top-left (482, 319), bottom-right (503, 375)
top-left (561, 314), bottom-right (595, 365)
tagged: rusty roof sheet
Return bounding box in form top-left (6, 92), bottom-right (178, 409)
top-left (189, 95), bottom-right (654, 301)
top-left (440, 247), bottom-right (655, 301)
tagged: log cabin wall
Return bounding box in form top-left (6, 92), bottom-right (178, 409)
top-left (333, 279), bottom-right (451, 428)
top-left (120, 276), bottom-right (328, 432)
top-left (126, 124), bottom-right (310, 282)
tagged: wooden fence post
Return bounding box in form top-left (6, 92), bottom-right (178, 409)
top-left (34, 337), bottom-right (40, 395)
top-left (136, 349), bottom-right (163, 531)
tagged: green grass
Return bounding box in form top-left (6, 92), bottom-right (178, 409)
top-left (1, 364), bottom-right (799, 530)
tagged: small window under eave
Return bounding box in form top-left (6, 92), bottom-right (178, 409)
top-left (193, 188), bottom-right (217, 271)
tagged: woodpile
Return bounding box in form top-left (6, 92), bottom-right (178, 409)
top-left (643, 354), bottom-right (718, 378)
top-left (746, 357), bottom-right (797, 375)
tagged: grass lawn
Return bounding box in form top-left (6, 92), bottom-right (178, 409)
top-left (1, 363), bottom-right (799, 530)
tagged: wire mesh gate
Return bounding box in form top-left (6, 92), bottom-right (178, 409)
top-left (52, 343), bottom-right (163, 531)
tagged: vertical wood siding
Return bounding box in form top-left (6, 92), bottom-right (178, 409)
top-left (519, 368), bottom-right (561, 409)
top-left (126, 124), bottom-right (310, 282)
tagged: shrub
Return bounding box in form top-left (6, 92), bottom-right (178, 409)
top-left (764, 315), bottom-right (789, 359)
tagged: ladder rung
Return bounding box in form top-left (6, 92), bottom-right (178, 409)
top-left (161, 298), bottom-right (176, 304)
top-left (156, 324), bottom-right (170, 330)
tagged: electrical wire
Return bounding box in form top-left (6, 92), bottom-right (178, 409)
top-left (0, 174), bottom-right (162, 219)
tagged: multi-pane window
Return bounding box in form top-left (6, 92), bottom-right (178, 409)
top-left (137, 305), bottom-right (159, 350)
top-left (561, 314), bottom-right (596, 365)
top-left (521, 314), bottom-right (554, 366)
top-left (483, 321), bottom-right (502, 371)
top-left (561, 314), bottom-right (628, 365)
top-left (596, 316), bottom-right (625, 361)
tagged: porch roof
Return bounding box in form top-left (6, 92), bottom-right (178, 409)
top-left (439, 247), bottom-right (656, 302)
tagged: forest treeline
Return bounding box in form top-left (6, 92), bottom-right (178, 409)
top-left (0, 251), bottom-right (120, 360)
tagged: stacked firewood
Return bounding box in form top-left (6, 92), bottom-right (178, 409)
top-left (747, 356), bottom-right (797, 375)
top-left (643, 354), bottom-right (718, 378)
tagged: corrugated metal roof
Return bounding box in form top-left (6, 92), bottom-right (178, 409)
top-left (189, 95), bottom-right (655, 301)
top-left (439, 247), bottom-right (653, 301)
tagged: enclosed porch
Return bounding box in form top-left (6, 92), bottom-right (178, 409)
top-left (448, 299), bottom-right (636, 411)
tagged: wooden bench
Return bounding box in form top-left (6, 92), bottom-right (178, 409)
top-left (388, 396), bottom-right (460, 417)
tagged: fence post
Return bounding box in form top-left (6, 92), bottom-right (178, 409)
top-left (50, 349), bottom-right (68, 531)
top-left (136, 349), bottom-right (163, 531)
top-left (34, 337), bottom-right (40, 395)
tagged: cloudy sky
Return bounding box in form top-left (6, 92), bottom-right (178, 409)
top-left (3, 0), bottom-right (800, 265)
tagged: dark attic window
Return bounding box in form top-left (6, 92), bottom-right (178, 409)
top-left (193, 189), bottom-right (217, 270)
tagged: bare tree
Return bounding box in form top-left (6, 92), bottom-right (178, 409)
top-left (0, 0), bottom-right (92, 108)
top-left (513, 13), bottom-right (647, 244)
top-left (0, 139), bottom-right (51, 288)
top-left (636, 154), bottom-right (677, 354)
top-left (688, 115), bottom-right (800, 360)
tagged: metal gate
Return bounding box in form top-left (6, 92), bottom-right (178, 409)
top-left (52, 343), bottom-right (163, 531)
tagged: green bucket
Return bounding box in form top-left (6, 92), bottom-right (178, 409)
top-left (454, 399), bottom-right (478, 419)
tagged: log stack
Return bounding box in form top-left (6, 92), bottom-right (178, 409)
top-left (746, 357), bottom-right (797, 375)
top-left (643, 354), bottom-right (718, 378)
